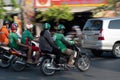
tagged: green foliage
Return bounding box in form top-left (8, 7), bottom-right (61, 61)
top-left (36, 6), bottom-right (74, 23)
top-left (108, 0), bottom-right (120, 4)
top-left (107, 0), bottom-right (120, 7)
top-left (0, 0), bottom-right (6, 19)
top-left (0, 0), bottom-right (19, 20)
top-left (92, 0), bottom-right (120, 15)
top-left (11, 0), bottom-right (19, 8)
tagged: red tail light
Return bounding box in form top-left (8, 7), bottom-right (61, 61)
top-left (98, 29), bottom-right (104, 40)
top-left (98, 37), bottom-right (104, 40)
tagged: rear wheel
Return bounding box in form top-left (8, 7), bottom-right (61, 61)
top-left (0, 58), bottom-right (11, 68)
top-left (11, 57), bottom-right (26, 71)
top-left (91, 49), bottom-right (103, 57)
top-left (112, 43), bottom-right (120, 58)
top-left (0, 54), bottom-right (13, 68)
top-left (40, 58), bottom-right (55, 76)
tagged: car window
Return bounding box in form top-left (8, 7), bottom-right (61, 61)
top-left (109, 20), bottom-right (120, 29)
top-left (83, 20), bottom-right (102, 30)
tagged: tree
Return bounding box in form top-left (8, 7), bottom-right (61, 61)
top-left (36, 6), bottom-right (74, 25)
top-left (0, 0), bottom-right (18, 19)
top-left (108, 0), bottom-right (120, 5)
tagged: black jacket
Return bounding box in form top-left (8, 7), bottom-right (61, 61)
top-left (39, 30), bottom-right (58, 52)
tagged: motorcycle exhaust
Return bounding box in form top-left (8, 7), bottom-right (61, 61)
top-left (47, 66), bottom-right (62, 70)
top-left (15, 61), bottom-right (26, 65)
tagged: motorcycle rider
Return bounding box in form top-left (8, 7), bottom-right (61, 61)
top-left (39, 23), bottom-right (60, 67)
top-left (21, 23), bottom-right (40, 64)
top-left (53, 24), bottom-right (75, 67)
top-left (0, 20), bottom-right (9, 46)
top-left (8, 22), bottom-right (32, 64)
top-left (66, 25), bottom-right (83, 47)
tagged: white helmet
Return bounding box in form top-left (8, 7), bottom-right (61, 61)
top-left (72, 25), bottom-right (79, 29)
top-left (26, 24), bottom-right (33, 29)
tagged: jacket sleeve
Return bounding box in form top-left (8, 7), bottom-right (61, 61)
top-left (28, 31), bottom-right (34, 40)
top-left (61, 36), bottom-right (75, 46)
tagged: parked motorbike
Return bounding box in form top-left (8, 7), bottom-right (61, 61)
top-left (10, 41), bottom-right (42, 72)
top-left (0, 46), bottom-right (14, 68)
top-left (40, 44), bottom-right (90, 76)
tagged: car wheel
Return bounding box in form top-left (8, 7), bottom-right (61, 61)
top-left (91, 49), bottom-right (103, 57)
top-left (112, 43), bottom-right (120, 58)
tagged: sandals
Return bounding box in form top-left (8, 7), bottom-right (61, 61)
top-left (26, 60), bottom-right (33, 64)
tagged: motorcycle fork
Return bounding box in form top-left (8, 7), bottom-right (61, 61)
top-left (50, 57), bottom-right (54, 65)
top-left (3, 54), bottom-right (14, 63)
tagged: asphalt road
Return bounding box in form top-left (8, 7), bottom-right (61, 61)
top-left (0, 51), bottom-right (120, 80)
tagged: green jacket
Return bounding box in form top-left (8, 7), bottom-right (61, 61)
top-left (21, 30), bottom-right (34, 44)
top-left (53, 32), bottom-right (74, 53)
top-left (8, 32), bottom-right (19, 50)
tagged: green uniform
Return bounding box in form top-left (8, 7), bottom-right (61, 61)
top-left (53, 32), bottom-right (74, 53)
top-left (21, 30), bottom-right (34, 44)
top-left (8, 32), bottom-right (19, 50)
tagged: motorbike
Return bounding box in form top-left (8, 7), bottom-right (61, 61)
top-left (0, 40), bottom-right (40, 70)
top-left (0, 46), bottom-right (15, 68)
top-left (10, 41), bottom-right (42, 72)
top-left (40, 44), bottom-right (90, 76)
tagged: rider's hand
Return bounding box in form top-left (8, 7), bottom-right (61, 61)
top-left (74, 41), bottom-right (78, 44)
top-left (26, 45), bottom-right (31, 49)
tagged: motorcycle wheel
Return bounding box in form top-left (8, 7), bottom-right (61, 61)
top-left (40, 57), bottom-right (55, 76)
top-left (75, 54), bottom-right (90, 72)
top-left (0, 54), bottom-right (12, 68)
top-left (0, 58), bottom-right (11, 68)
top-left (11, 57), bottom-right (26, 72)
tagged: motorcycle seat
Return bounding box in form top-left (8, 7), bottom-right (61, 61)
top-left (41, 50), bottom-right (51, 53)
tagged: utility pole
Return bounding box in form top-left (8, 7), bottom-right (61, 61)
top-left (20, 0), bottom-right (25, 29)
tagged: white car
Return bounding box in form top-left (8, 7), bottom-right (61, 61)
top-left (82, 17), bottom-right (120, 57)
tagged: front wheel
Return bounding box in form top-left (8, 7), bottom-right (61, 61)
top-left (40, 57), bottom-right (55, 76)
top-left (0, 54), bottom-right (13, 68)
top-left (0, 58), bottom-right (11, 68)
top-left (75, 55), bottom-right (90, 72)
top-left (112, 43), bottom-right (120, 58)
top-left (11, 57), bottom-right (26, 72)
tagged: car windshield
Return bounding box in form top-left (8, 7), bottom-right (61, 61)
top-left (84, 20), bottom-right (103, 30)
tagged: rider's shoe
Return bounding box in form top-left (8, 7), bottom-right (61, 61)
top-left (26, 60), bottom-right (33, 64)
top-left (33, 61), bottom-right (39, 64)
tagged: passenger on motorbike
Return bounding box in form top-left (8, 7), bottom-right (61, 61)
top-left (53, 24), bottom-right (75, 67)
top-left (8, 22), bottom-right (32, 64)
top-left (0, 20), bottom-right (9, 46)
top-left (39, 23), bottom-right (61, 66)
top-left (21, 23), bottom-right (40, 64)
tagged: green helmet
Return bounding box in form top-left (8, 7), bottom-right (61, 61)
top-left (58, 24), bottom-right (65, 30)
top-left (43, 23), bottom-right (51, 29)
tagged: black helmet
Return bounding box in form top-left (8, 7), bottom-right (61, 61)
top-left (3, 20), bottom-right (9, 25)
